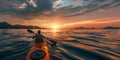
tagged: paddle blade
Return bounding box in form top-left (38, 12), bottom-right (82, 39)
top-left (27, 29), bottom-right (34, 33)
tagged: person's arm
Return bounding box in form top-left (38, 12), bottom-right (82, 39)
top-left (40, 34), bottom-right (46, 39)
top-left (32, 34), bottom-right (37, 39)
top-left (40, 34), bottom-right (57, 43)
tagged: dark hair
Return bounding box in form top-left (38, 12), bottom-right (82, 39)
top-left (38, 30), bottom-right (41, 34)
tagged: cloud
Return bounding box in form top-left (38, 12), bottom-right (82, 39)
top-left (0, 0), bottom-right (53, 15)
top-left (63, 17), bottom-right (120, 28)
top-left (55, 0), bottom-right (120, 17)
top-left (53, 0), bottom-right (64, 8)
top-left (0, 0), bottom-right (119, 17)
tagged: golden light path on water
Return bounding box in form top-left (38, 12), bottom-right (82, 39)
top-left (51, 24), bottom-right (60, 36)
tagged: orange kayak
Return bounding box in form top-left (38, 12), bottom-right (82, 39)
top-left (26, 41), bottom-right (50, 60)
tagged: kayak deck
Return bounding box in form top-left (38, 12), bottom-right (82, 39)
top-left (26, 41), bottom-right (50, 60)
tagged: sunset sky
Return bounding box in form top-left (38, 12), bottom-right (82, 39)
top-left (0, 0), bottom-right (120, 28)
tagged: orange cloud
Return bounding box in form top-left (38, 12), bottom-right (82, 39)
top-left (63, 17), bottom-right (120, 28)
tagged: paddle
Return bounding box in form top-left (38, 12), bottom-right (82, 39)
top-left (27, 29), bottom-right (58, 46)
top-left (27, 29), bottom-right (35, 33)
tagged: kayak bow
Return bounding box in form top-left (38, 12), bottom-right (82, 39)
top-left (26, 40), bottom-right (50, 60)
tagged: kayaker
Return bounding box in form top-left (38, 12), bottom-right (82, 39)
top-left (33, 30), bottom-right (45, 44)
top-left (26, 29), bottom-right (50, 60)
top-left (33, 30), bottom-right (57, 47)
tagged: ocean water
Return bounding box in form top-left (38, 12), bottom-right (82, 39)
top-left (0, 29), bottom-right (120, 60)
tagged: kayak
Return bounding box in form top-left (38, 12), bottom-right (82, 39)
top-left (26, 40), bottom-right (50, 60)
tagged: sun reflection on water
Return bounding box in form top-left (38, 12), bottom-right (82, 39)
top-left (50, 24), bottom-right (60, 36)
top-left (52, 29), bottom-right (59, 36)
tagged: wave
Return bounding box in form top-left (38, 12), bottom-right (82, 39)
top-left (0, 29), bottom-right (120, 60)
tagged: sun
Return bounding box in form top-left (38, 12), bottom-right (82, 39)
top-left (51, 24), bottom-right (60, 32)
top-left (51, 24), bottom-right (60, 29)
top-left (52, 25), bottom-right (59, 29)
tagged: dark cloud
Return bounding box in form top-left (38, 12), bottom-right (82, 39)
top-left (0, 0), bottom-right (53, 15)
top-left (0, 0), bottom-right (119, 20)
top-left (55, 0), bottom-right (120, 17)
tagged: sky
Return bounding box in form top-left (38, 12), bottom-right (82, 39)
top-left (0, 0), bottom-right (120, 28)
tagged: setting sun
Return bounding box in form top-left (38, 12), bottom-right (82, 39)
top-left (51, 24), bottom-right (60, 29)
top-left (50, 24), bottom-right (60, 32)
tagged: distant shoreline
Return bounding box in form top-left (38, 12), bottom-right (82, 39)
top-left (0, 22), bottom-right (120, 29)
top-left (0, 28), bottom-right (120, 30)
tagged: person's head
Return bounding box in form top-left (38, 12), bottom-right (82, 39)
top-left (38, 30), bottom-right (41, 34)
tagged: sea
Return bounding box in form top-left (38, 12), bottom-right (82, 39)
top-left (0, 29), bottom-right (120, 60)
